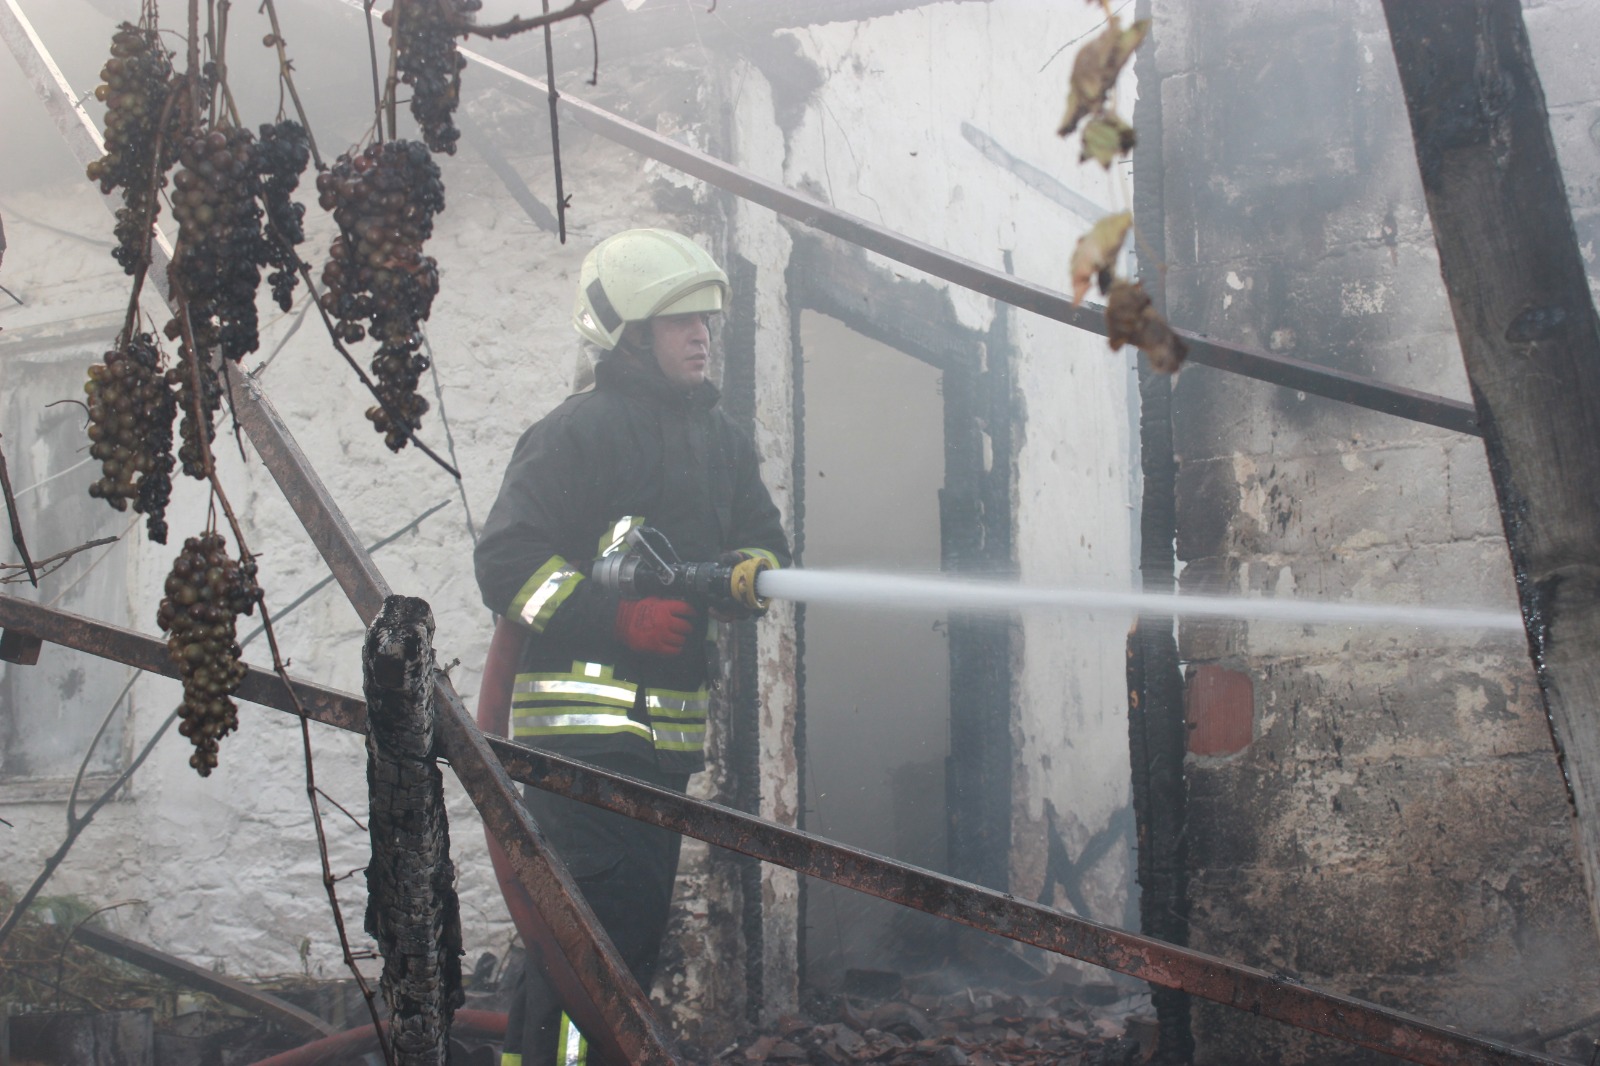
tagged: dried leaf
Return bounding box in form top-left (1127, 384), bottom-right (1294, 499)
top-left (1056, 18), bottom-right (1150, 136)
top-left (1069, 212), bottom-right (1133, 305)
top-left (1080, 111), bottom-right (1137, 168)
top-left (1105, 278), bottom-right (1188, 373)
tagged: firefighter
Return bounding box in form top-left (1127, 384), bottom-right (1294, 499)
top-left (475, 227), bottom-right (791, 1066)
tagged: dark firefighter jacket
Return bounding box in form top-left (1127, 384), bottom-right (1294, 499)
top-left (475, 352), bottom-right (791, 775)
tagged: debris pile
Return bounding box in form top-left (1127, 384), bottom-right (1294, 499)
top-left (710, 981), bottom-right (1155, 1066)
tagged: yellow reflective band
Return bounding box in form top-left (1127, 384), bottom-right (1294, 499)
top-left (653, 724), bottom-right (706, 750)
top-left (513, 712), bottom-right (653, 740)
top-left (645, 688), bottom-right (710, 719)
top-left (499, 1054), bottom-right (522, 1066)
top-left (734, 547), bottom-right (781, 570)
top-left (598, 516), bottom-right (644, 557)
top-left (558, 1012), bottom-right (587, 1066)
top-left (509, 556), bottom-right (583, 633)
top-left (513, 678), bottom-right (637, 707)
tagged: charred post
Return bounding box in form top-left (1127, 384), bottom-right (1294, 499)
top-left (362, 594), bottom-right (464, 1065)
top-left (1383, 0), bottom-right (1600, 939)
top-left (1128, 5), bottom-right (1194, 1060)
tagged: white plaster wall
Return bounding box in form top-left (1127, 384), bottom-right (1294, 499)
top-left (728, 0), bottom-right (1140, 946)
top-left (0, 0), bottom-right (707, 984)
top-left (3, 0), bottom-right (1143, 1010)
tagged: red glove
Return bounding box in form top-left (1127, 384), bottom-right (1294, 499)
top-left (614, 598), bottom-right (697, 655)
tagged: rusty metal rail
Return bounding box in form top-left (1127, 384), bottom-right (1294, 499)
top-left (0, 590), bottom-right (1571, 1066)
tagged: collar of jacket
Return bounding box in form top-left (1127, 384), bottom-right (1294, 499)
top-left (595, 351), bottom-right (721, 412)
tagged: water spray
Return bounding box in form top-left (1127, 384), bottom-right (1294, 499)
top-left (756, 568), bottom-right (1523, 632)
top-left (590, 525), bottom-right (1523, 632)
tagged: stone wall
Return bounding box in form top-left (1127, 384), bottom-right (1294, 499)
top-left (1150, 0), bottom-right (1600, 1060)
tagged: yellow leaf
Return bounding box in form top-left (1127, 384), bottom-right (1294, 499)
top-left (1069, 212), bottom-right (1133, 305)
top-left (1080, 112), bottom-right (1137, 168)
top-left (1056, 18), bottom-right (1150, 137)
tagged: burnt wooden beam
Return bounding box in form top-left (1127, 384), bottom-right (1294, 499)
top-left (1128, 6), bottom-right (1193, 1056)
top-left (1383, 0), bottom-right (1600, 940)
top-left (72, 925), bottom-right (335, 1040)
top-left (362, 596), bottom-right (463, 1065)
top-left (0, 626), bottom-right (43, 665)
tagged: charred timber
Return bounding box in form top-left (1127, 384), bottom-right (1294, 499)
top-left (362, 596), bottom-right (464, 1065)
top-left (1384, 0), bottom-right (1600, 941)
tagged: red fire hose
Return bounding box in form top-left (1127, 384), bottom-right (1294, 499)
top-left (476, 615), bottom-right (548, 960)
top-left (245, 1008), bottom-right (506, 1066)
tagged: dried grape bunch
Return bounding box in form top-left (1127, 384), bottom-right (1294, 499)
top-left (167, 336), bottom-right (223, 479)
top-left (84, 333), bottom-right (177, 543)
top-left (255, 120), bottom-right (312, 311)
top-left (169, 127), bottom-right (269, 362)
top-left (388, 0), bottom-right (482, 155)
top-left (316, 140), bottom-right (445, 451)
top-left (156, 532), bottom-right (259, 776)
top-left (86, 22), bottom-right (179, 274)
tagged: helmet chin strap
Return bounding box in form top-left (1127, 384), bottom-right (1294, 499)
top-left (614, 322), bottom-right (656, 362)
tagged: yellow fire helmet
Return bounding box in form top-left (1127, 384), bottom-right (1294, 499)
top-left (572, 228), bottom-right (730, 351)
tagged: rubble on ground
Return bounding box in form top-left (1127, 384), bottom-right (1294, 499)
top-left (706, 971), bottom-right (1156, 1066)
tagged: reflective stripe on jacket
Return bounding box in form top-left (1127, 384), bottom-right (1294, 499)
top-left (511, 659), bottom-right (709, 757)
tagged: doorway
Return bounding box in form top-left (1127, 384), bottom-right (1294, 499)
top-left (797, 310), bottom-right (951, 986)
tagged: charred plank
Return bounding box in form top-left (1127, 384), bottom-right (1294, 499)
top-left (362, 596), bottom-right (463, 1065)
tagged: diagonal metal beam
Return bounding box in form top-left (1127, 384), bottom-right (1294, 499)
top-left (0, 589), bottom-right (1573, 1066)
top-left (0, 7), bottom-right (680, 1061)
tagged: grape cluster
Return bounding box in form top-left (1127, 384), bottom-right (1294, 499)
top-left (255, 120), bottom-right (312, 310)
top-left (316, 141), bottom-right (445, 451)
top-left (166, 336), bottom-right (223, 480)
top-left (157, 532), bottom-right (259, 776)
top-left (169, 128), bottom-right (268, 362)
top-left (85, 23), bottom-right (178, 274)
top-left (84, 334), bottom-right (177, 543)
top-left (389, 0), bottom-right (481, 155)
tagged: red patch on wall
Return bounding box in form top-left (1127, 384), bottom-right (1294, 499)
top-left (1184, 664), bottom-right (1253, 756)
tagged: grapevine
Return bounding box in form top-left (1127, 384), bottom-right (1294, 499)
top-left (84, 334), bottom-right (178, 544)
top-left (167, 333), bottom-right (223, 480)
top-left (255, 120), bottom-right (313, 310)
top-left (86, 22), bottom-right (181, 276)
top-left (155, 531), bottom-right (260, 776)
top-left (390, 0), bottom-right (482, 155)
top-left (169, 127), bottom-right (269, 362)
top-left (316, 140), bottom-right (446, 451)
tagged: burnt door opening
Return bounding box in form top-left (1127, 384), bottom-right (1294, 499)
top-left (795, 310), bottom-right (951, 987)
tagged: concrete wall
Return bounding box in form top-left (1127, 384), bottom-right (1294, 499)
top-left (1150, 0), bottom-right (1600, 1060)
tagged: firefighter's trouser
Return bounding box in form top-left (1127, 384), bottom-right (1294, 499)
top-left (501, 756), bottom-right (688, 1066)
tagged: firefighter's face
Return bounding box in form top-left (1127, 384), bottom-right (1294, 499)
top-left (650, 312), bottom-right (712, 386)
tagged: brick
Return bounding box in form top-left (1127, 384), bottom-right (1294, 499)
top-left (1185, 664), bottom-right (1254, 755)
